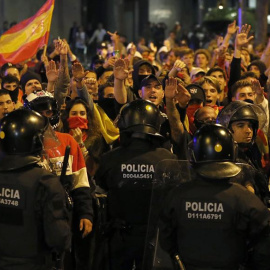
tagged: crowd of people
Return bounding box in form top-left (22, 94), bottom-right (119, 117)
top-left (0, 18), bottom-right (270, 270)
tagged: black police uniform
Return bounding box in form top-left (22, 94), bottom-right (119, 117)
top-left (0, 155), bottom-right (71, 270)
top-left (159, 177), bottom-right (270, 270)
top-left (95, 138), bottom-right (177, 270)
top-left (237, 146), bottom-right (270, 206)
top-left (158, 123), bottom-right (270, 270)
top-left (217, 101), bottom-right (270, 206)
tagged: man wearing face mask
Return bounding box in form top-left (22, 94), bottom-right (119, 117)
top-left (1, 75), bottom-right (23, 108)
top-left (97, 82), bottom-right (117, 120)
top-left (24, 91), bottom-right (94, 270)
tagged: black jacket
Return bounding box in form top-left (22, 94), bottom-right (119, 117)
top-left (159, 177), bottom-right (270, 269)
top-left (0, 155), bottom-right (71, 270)
top-left (95, 138), bottom-right (177, 226)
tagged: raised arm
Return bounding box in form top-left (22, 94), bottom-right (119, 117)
top-left (108, 31), bottom-right (120, 57)
top-left (54, 39), bottom-right (71, 109)
top-left (71, 62), bottom-right (94, 112)
top-left (114, 58), bottom-right (129, 104)
top-left (260, 38), bottom-right (270, 70)
top-left (168, 59), bottom-right (186, 78)
top-left (234, 24), bottom-right (253, 59)
top-left (165, 77), bottom-right (185, 144)
top-left (228, 24), bottom-right (254, 99)
top-left (45, 60), bottom-right (58, 93)
top-left (223, 20), bottom-right (238, 47)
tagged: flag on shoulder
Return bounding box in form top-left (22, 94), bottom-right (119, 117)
top-left (0, 0), bottom-right (55, 66)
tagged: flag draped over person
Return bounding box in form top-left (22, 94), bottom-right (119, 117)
top-left (0, 0), bottom-right (55, 65)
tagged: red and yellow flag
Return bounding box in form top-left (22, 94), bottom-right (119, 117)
top-left (0, 0), bottom-right (55, 66)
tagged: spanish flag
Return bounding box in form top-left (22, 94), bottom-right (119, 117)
top-left (0, 0), bottom-right (55, 66)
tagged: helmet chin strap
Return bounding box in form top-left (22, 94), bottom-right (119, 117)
top-left (237, 142), bottom-right (254, 150)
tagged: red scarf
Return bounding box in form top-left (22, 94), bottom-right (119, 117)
top-left (67, 116), bottom-right (89, 130)
top-left (67, 117), bottom-right (89, 142)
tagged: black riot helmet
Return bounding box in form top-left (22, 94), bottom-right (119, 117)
top-left (216, 101), bottom-right (264, 144)
top-left (117, 99), bottom-right (163, 138)
top-left (229, 105), bottom-right (258, 135)
top-left (24, 90), bottom-right (60, 129)
top-left (188, 124), bottom-right (241, 179)
top-left (0, 108), bottom-right (48, 155)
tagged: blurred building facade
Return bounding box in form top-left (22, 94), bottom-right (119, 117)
top-left (0, 0), bottom-right (269, 45)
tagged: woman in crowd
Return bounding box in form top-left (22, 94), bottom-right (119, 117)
top-left (61, 97), bottom-right (108, 176)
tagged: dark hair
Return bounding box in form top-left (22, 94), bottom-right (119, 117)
top-left (231, 80), bottom-right (253, 97)
top-left (98, 68), bottom-right (114, 83)
top-left (0, 89), bottom-right (12, 97)
top-left (1, 74), bottom-right (19, 88)
top-left (240, 71), bottom-right (257, 80)
top-left (206, 67), bottom-right (226, 79)
top-left (61, 98), bottom-right (102, 146)
top-left (98, 82), bottom-right (114, 100)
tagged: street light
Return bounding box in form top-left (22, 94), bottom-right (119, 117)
top-left (218, 2), bottom-right (224, 10)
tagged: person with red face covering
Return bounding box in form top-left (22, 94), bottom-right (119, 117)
top-left (61, 97), bottom-right (109, 176)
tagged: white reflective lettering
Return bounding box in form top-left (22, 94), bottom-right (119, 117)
top-left (185, 202), bottom-right (191, 210)
top-left (4, 189), bottom-right (10, 198)
top-left (207, 203), bottom-right (213, 212)
top-left (217, 203), bottom-right (224, 212)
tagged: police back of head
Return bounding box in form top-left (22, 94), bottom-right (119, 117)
top-left (189, 124), bottom-right (241, 179)
top-left (0, 108), bottom-right (47, 156)
top-left (117, 99), bottom-right (163, 144)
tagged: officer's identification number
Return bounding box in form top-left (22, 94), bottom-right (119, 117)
top-left (0, 185), bottom-right (25, 209)
top-left (187, 213), bottom-right (222, 220)
top-left (121, 164), bottom-right (154, 179)
top-left (185, 201), bottom-right (224, 221)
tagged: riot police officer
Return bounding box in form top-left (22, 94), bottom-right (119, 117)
top-left (0, 108), bottom-right (71, 270)
top-left (95, 99), bottom-right (177, 270)
top-left (158, 124), bottom-right (270, 270)
top-left (217, 101), bottom-right (270, 205)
